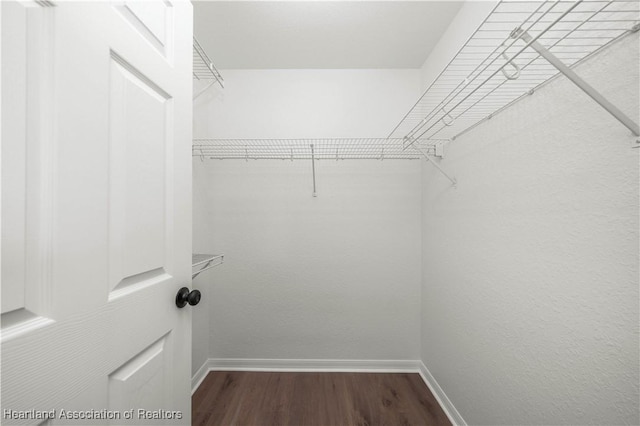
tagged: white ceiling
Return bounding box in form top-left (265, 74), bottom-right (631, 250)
top-left (193, 1), bottom-right (464, 69)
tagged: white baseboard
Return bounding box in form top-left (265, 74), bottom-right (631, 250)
top-left (191, 358), bottom-right (418, 395)
top-left (191, 358), bottom-right (465, 425)
top-left (418, 361), bottom-right (467, 426)
top-left (191, 359), bottom-right (211, 396)
top-left (207, 358), bottom-right (420, 372)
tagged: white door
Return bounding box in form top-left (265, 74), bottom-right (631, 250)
top-left (1, 1), bottom-right (193, 424)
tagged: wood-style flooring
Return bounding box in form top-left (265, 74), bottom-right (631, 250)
top-left (192, 372), bottom-right (451, 426)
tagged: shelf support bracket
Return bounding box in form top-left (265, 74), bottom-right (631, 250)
top-left (413, 145), bottom-right (457, 186)
top-left (515, 29), bottom-right (639, 136)
top-left (310, 144), bottom-right (317, 197)
top-left (193, 80), bottom-right (216, 101)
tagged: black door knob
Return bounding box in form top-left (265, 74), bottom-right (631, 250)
top-left (188, 289), bottom-right (201, 306)
top-left (176, 287), bottom-right (202, 308)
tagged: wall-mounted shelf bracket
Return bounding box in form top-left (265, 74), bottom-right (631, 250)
top-left (434, 140), bottom-right (451, 159)
top-left (192, 253), bottom-right (224, 279)
top-left (409, 139), bottom-right (457, 186)
top-left (514, 28), bottom-right (639, 137)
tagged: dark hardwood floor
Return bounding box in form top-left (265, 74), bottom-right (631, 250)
top-left (192, 372), bottom-right (451, 426)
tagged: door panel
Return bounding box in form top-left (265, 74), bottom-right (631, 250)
top-left (1, 0), bottom-right (54, 330)
top-left (115, 1), bottom-right (174, 60)
top-left (108, 333), bottom-right (175, 425)
top-left (108, 53), bottom-right (172, 296)
top-left (1, 1), bottom-right (193, 424)
top-left (1, 1), bottom-right (27, 315)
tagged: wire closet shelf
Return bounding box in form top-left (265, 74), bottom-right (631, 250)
top-left (193, 0), bottom-right (639, 161)
top-left (192, 253), bottom-right (224, 279)
top-left (388, 0), bottom-right (640, 151)
top-left (193, 138), bottom-right (423, 160)
top-left (193, 36), bottom-right (224, 87)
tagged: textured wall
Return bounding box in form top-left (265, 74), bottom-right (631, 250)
top-left (193, 69), bottom-right (420, 139)
top-left (420, 34), bottom-right (639, 425)
top-left (419, 1), bottom-right (496, 91)
top-left (191, 162), bottom-right (214, 376)
top-left (192, 69), bottom-right (423, 363)
top-left (196, 159), bottom-right (422, 360)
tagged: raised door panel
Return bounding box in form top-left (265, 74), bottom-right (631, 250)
top-left (115, 1), bottom-right (174, 60)
top-left (1, 1), bottom-right (27, 315)
top-left (108, 333), bottom-right (178, 424)
top-left (108, 53), bottom-right (174, 299)
top-left (1, 1), bottom-right (54, 335)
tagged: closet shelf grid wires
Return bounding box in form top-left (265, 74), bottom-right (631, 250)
top-left (193, 0), bottom-right (640, 188)
top-left (389, 0), bottom-right (640, 154)
top-left (192, 138), bottom-right (425, 197)
top-left (193, 36), bottom-right (224, 99)
top-left (192, 138), bottom-right (423, 161)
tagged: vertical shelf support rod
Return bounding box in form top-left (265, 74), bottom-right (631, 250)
top-left (310, 144), bottom-right (317, 197)
top-left (516, 29), bottom-right (639, 136)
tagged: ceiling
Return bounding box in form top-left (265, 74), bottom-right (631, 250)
top-left (193, 1), bottom-right (464, 69)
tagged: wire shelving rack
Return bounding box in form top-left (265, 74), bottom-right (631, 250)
top-left (192, 138), bottom-right (424, 160)
top-left (192, 254), bottom-right (224, 279)
top-left (192, 0), bottom-right (639, 186)
top-left (193, 36), bottom-right (224, 87)
top-left (388, 0), bottom-right (640, 151)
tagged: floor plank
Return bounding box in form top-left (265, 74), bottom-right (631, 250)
top-left (192, 372), bottom-right (451, 426)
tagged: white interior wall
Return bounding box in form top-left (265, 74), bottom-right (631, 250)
top-left (420, 34), bottom-right (639, 425)
top-left (195, 159), bottom-right (421, 360)
top-left (418, 1), bottom-right (497, 91)
top-left (193, 69), bottom-right (419, 138)
top-left (192, 69), bottom-right (423, 362)
top-left (191, 165), bottom-right (213, 376)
